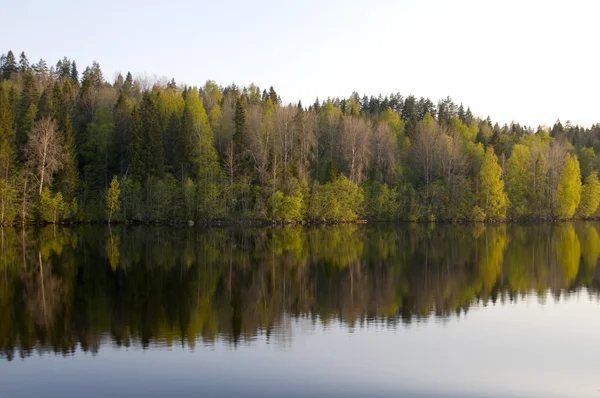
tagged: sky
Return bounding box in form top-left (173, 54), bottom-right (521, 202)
top-left (2, 0), bottom-right (598, 127)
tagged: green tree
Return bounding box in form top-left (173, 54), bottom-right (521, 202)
top-left (577, 146), bottom-right (596, 180)
top-left (505, 144), bottom-right (531, 217)
top-left (81, 106), bottom-right (113, 193)
top-left (309, 175), bottom-right (364, 221)
top-left (39, 187), bottom-right (65, 223)
top-left (578, 171), bottom-right (600, 218)
top-left (140, 93), bottom-right (164, 177)
top-left (106, 175), bottom-right (120, 223)
top-left (477, 146), bottom-right (508, 219)
top-left (128, 106), bottom-right (145, 180)
top-left (555, 153), bottom-right (581, 219)
top-left (0, 85), bottom-right (16, 224)
top-left (1, 50), bottom-right (17, 79)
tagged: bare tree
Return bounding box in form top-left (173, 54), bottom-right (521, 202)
top-left (547, 140), bottom-right (568, 213)
top-left (275, 106), bottom-right (296, 183)
top-left (246, 104), bottom-right (273, 185)
top-left (370, 121), bottom-right (397, 183)
top-left (412, 117), bottom-right (440, 187)
top-left (25, 117), bottom-right (65, 195)
top-left (295, 110), bottom-right (317, 181)
top-left (340, 116), bottom-right (371, 184)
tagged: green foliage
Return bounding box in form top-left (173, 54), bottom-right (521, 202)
top-left (506, 144), bottom-right (531, 217)
top-left (578, 172), bottom-right (600, 218)
top-left (472, 205), bottom-right (486, 222)
top-left (478, 146), bottom-right (508, 220)
top-left (365, 182), bottom-right (399, 220)
top-left (2, 50), bottom-right (600, 223)
top-left (555, 153), bottom-right (581, 219)
top-left (271, 190), bottom-right (304, 222)
top-left (39, 187), bottom-right (66, 223)
top-left (309, 175), bottom-right (363, 221)
top-left (106, 175), bottom-right (121, 223)
top-left (82, 106), bottom-right (113, 191)
top-left (120, 177), bottom-right (143, 221)
top-left (577, 146), bottom-right (596, 180)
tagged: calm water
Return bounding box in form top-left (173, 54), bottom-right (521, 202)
top-left (0, 223), bottom-right (599, 397)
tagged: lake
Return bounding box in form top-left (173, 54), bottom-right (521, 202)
top-left (0, 223), bottom-right (599, 397)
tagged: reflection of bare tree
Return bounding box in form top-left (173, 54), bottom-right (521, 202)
top-left (3, 224), bottom-right (600, 360)
top-left (20, 251), bottom-right (64, 328)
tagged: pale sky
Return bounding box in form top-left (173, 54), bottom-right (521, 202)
top-left (2, 0), bottom-right (598, 127)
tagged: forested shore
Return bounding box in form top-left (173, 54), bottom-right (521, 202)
top-left (1, 50), bottom-right (600, 225)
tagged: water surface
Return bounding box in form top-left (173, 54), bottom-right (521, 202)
top-left (0, 223), bottom-right (599, 397)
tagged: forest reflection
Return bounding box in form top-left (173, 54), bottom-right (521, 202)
top-left (1, 223), bottom-right (599, 360)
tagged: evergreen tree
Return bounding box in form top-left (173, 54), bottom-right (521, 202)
top-left (1, 50), bottom-right (17, 80)
top-left (457, 103), bottom-right (466, 123)
top-left (0, 85), bottom-right (17, 223)
top-left (128, 106), bottom-right (145, 180)
top-left (268, 86), bottom-right (279, 105)
top-left (18, 51), bottom-right (29, 72)
top-left (17, 70), bottom-right (38, 155)
top-left (233, 97), bottom-right (247, 157)
top-left (465, 107), bottom-right (474, 125)
top-left (113, 93), bottom-right (133, 175)
top-left (56, 117), bottom-right (79, 203)
top-left (70, 61), bottom-right (78, 83)
top-left (164, 112), bottom-right (181, 176)
top-left (81, 106), bottom-right (114, 192)
top-left (140, 92), bottom-right (164, 177)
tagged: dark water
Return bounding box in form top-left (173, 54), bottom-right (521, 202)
top-left (0, 223), bottom-right (599, 397)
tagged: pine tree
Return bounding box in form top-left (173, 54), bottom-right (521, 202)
top-left (478, 146), bottom-right (508, 219)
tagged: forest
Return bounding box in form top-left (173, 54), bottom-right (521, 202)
top-left (1, 49), bottom-right (600, 224)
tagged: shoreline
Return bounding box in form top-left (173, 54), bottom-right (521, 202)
top-left (1, 217), bottom-right (598, 228)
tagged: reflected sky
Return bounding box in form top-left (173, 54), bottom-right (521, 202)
top-left (2, 294), bottom-right (599, 398)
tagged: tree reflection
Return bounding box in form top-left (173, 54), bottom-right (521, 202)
top-left (0, 222), bottom-right (599, 359)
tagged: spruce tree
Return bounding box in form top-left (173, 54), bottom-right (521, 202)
top-left (128, 106), bottom-right (145, 180)
top-left (1, 50), bottom-right (17, 80)
top-left (140, 93), bottom-right (164, 177)
top-left (70, 61), bottom-right (78, 83)
top-left (164, 112), bottom-right (181, 176)
top-left (0, 85), bottom-right (16, 223)
top-left (56, 117), bottom-right (79, 202)
top-left (18, 51), bottom-right (29, 72)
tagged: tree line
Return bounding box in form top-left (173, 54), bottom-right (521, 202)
top-left (1, 223), bottom-right (597, 358)
top-left (1, 50), bottom-right (600, 224)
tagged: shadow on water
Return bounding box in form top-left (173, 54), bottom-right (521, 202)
top-left (1, 222), bottom-right (599, 360)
